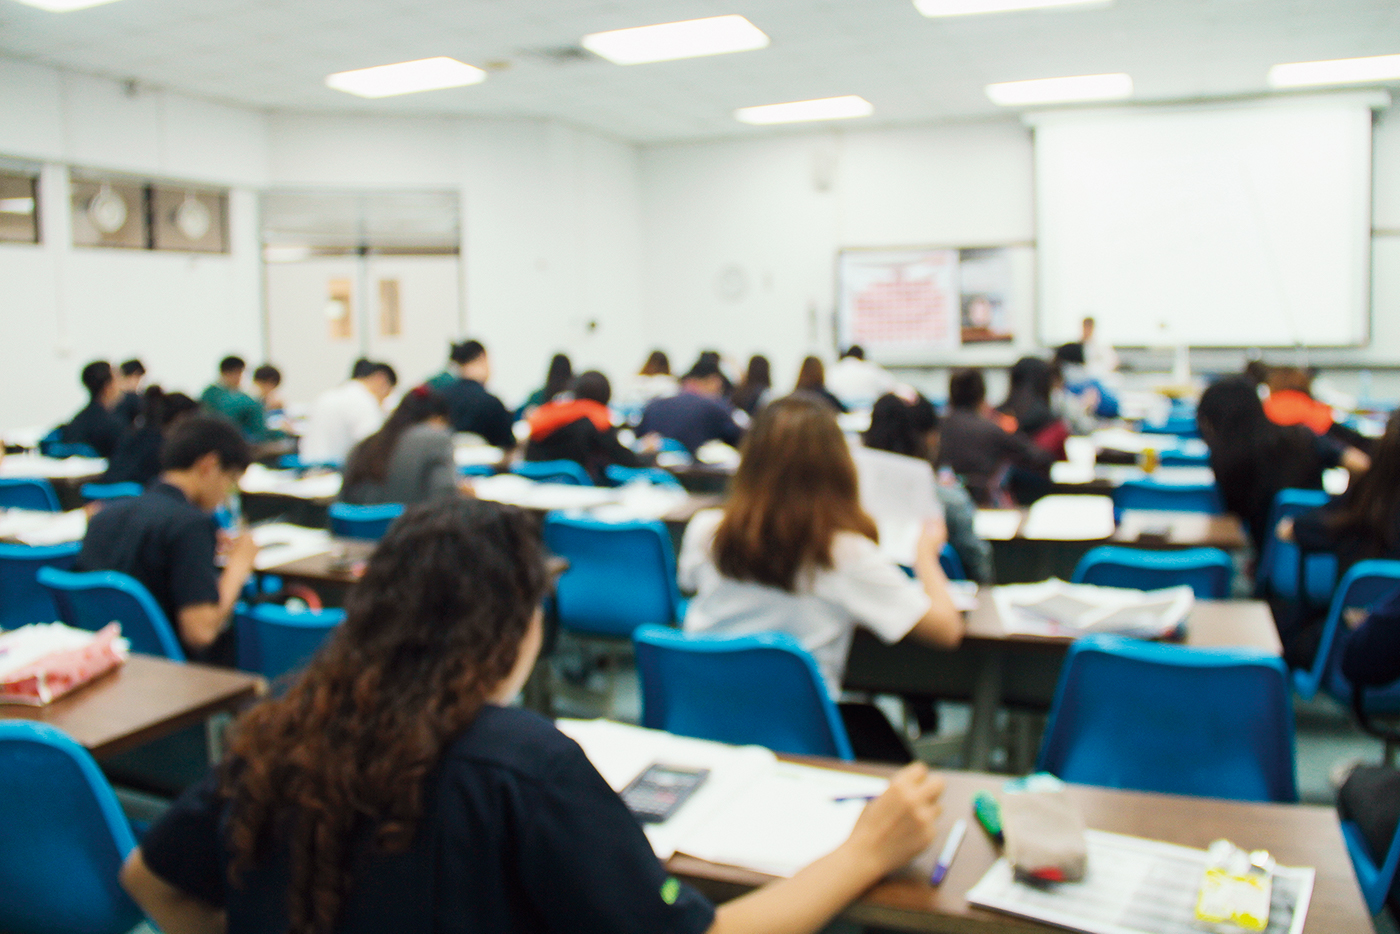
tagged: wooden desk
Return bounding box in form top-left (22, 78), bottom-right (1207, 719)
top-left (844, 594), bottom-right (1280, 771)
top-left (671, 768), bottom-right (1372, 934)
top-left (0, 654), bottom-right (264, 759)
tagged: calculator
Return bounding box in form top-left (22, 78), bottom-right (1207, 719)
top-left (620, 763), bottom-right (710, 824)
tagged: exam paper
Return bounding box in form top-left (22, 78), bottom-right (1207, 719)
top-left (974, 509), bottom-right (1024, 541)
top-left (471, 475), bottom-right (620, 511)
top-left (0, 454), bottom-right (108, 479)
top-left (1021, 495), bottom-right (1115, 541)
top-left (239, 464), bottom-right (342, 500)
top-left (0, 508), bottom-right (88, 545)
top-left (251, 522), bottom-right (334, 570)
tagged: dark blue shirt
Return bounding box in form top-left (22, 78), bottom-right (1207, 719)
top-left (637, 391), bottom-right (743, 455)
top-left (440, 378), bottom-right (516, 448)
top-left (140, 705), bottom-right (716, 934)
top-left (1342, 585), bottom-right (1400, 688)
top-left (62, 399), bottom-right (125, 458)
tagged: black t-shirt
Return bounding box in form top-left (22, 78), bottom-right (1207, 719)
top-left (74, 481), bottom-right (219, 653)
top-left (441, 379), bottom-right (516, 448)
top-left (636, 391), bottom-right (743, 455)
top-left (63, 400), bottom-right (125, 457)
top-left (140, 705), bottom-right (715, 934)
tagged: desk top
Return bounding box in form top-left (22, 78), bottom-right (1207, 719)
top-left (0, 454), bottom-right (107, 481)
top-left (670, 767), bottom-right (1369, 934)
top-left (0, 654), bottom-right (265, 758)
top-left (977, 508), bottom-right (1247, 550)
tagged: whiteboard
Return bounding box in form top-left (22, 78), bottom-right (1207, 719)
top-left (1033, 97), bottom-right (1375, 348)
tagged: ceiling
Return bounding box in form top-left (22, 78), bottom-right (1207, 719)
top-left (1, 0), bottom-right (1397, 144)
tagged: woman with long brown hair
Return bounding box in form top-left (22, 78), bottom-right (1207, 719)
top-left (680, 395), bottom-right (962, 759)
top-left (793, 355), bottom-right (847, 413)
top-left (121, 498), bottom-right (946, 934)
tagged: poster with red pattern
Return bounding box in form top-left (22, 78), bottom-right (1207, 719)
top-left (837, 249), bottom-right (960, 353)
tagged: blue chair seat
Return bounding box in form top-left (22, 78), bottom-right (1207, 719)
top-left (0, 477), bottom-right (61, 512)
top-left (513, 460), bottom-right (594, 486)
top-left (1071, 545), bottom-right (1234, 599)
top-left (38, 567), bottom-right (186, 661)
top-left (604, 465), bottom-right (683, 488)
top-left (329, 502), bottom-right (405, 541)
top-left (634, 625), bottom-right (854, 760)
top-left (0, 542), bottom-right (82, 629)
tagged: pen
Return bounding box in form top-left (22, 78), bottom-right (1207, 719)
top-left (929, 819), bottom-right (967, 886)
top-left (831, 794), bottom-right (879, 803)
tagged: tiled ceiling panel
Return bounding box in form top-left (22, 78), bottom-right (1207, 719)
top-left (0, 0), bottom-right (1395, 143)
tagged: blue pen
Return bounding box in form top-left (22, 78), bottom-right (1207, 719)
top-left (929, 819), bottom-right (967, 886)
top-left (831, 793), bottom-right (879, 803)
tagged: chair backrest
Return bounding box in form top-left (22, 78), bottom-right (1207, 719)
top-left (938, 543), bottom-right (968, 581)
top-left (1257, 488), bottom-right (1337, 606)
top-left (1293, 559), bottom-right (1400, 702)
top-left (1159, 448), bottom-right (1210, 467)
top-left (37, 567), bottom-right (186, 661)
top-left (1071, 545), bottom-right (1234, 599)
top-left (1112, 479), bottom-right (1222, 514)
top-left (1140, 415), bottom-right (1199, 437)
top-left (79, 482), bottom-right (143, 502)
top-left (543, 515), bottom-right (681, 638)
top-left (0, 542), bottom-right (81, 629)
top-left (633, 625), bottom-right (854, 760)
top-left (604, 465), bottom-right (684, 488)
top-left (513, 459), bottom-right (594, 486)
top-left (0, 477), bottom-right (61, 511)
top-left (40, 438), bottom-right (100, 459)
top-left (0, 721), bottom-right (143, 934)
top-left (1038, 634), bottom-right (1297, 802)
top-left (328, 502), bottom-right (405, 541)
top-left (1341, 813), bottom-right (1400, 915)
top-left (235, 604), bottom-right (345, 681)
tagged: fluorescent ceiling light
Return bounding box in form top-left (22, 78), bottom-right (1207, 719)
top-left (735, 95), bottom-right (874, 125)
top-left (326, 57), bottom-right (485, 99)
top-left (915, 0), bottom-right (1109, 16)
top-left (1268, 53), bottom-right (1400, 89)
top-left (986, 73), bottom-right (1132, 106)
top-left (11, 0), bottom-right (124, 10)
top-left (582, 15), bottom-right (769, 65)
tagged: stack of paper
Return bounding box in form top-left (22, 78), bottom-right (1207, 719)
top-left (0, 454), bottom-right (108, 479)
top-left (1021, 495), bottom-right (1115, 541)
top-left (471, 474), bottom-right (620, 512)
top-left (992, 580), bottom-right (1194, 638)
top-left (251, 522), bottom-right (335, 570)
top-left (239, 464), bottom-right (342, 500)
top-left (0, 508), bottom-right (88, 545)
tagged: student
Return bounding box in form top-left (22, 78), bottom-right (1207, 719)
top-left (996, 356), bottom-right (1070, 460)
top-left (730, 354), bottom-right (773, 418)
top-left (863, 392), bottom-right (992, 584)
top-left (340, 386), bottom-right (460, 506)
top-left (113, 358), bottom-right (147, 427)
top-left (793, 356), bottom-right (847, 413)
top-left (119, 498), bottom-right (946, 934)
top-left (102, 387), bottom-right (200, 487)
top-left (1263, 366), bottom-right (1372, 453)
top-left (61, 360), bottom-right (126, 457)
top-left (75, 416), bottom-right (257, 665)
top-left (439, 340), bottom-right (516, 448)
top-left (680, 395), bottom-right (963, 760)
top-left (1080, 315), bottom-right (1118, 377)
top-left (623, 349), bottom-right (680, 411)
top-left (637, 356), bottom-right (744, 455)
top-left (200, 356), bottom-right (270, 442)
top-left (251, 364), bottom-right (284, 414)
top-left (524, 371), bottom-right (649, 484)
top-left (519, 353), bottom-right (573, 416)
top-left (1197, 376), bottom-right (1368, 559)
top-left (299, 362), bottom-right (397, 466)
top-left (826, 346), bottom-right (896, 411)
top-left (937, 368), bottom-right (1053, 506)
top-left (425, 341), bottom-right (475, 394)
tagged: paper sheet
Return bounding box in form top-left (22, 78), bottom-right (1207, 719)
top-left (1021, 495), bottom-right (1115, 541)
top-left (967, 829), bottom-right (1314, 934)
top-left (471, 474), bottom-right (620, 511)
top-left (0, 508), bottom-right (88, 545)
top-left (239, 464), bottom-right (342, 499)
top-left (974, 509), bottom-right (1024, 541)
top-left (0, 454), bottom-right (108, 479)
top-left (991, 580), bottom-right (1192, 638)
top-left (251, 522), bottom-right (334, 570)
top-left (587, 485), bottom-right (691, 523)
top-left (453, 444), bottom-right (505, 467)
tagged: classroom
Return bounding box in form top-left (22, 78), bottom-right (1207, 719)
top-left (1, 1), bottom-right (1399, 933)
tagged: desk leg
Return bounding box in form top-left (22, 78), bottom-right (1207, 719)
top-left (965, 649), bottom-right (1004, 771)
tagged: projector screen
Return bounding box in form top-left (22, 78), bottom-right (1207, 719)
top-left (1033, 97), bottom-right (1374, 348)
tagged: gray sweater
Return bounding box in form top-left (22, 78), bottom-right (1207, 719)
top-left (340, 423), bottom-right (458, 506)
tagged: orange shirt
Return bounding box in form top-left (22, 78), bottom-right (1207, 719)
top-left (1263, 389), bottom-right (1333, 435)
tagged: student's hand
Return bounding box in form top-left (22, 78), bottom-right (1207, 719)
top-left (844, 763), bottom-right (944, 876)
top-left (916, 516), bottom-right (948, 563)
top-left (638, 432), bottom-right (663, 454)
top-left (458, 477), bottom-right (477, 497)
top-left (1275, 518), bottom-right (1294, 543)
top-left (225, 530), bottom-right (259, 572)
top-left (1342, 446), bottom-right (1372, 475)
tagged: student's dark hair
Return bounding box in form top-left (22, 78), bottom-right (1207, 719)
top-left (714, 395), bottom-right (876, 591)
top-left (1243, 359), bottom-right (1271, 386)
top-left (864, 393), bottom-right (927, 458)
top-left (1054, 342), bottom-right (1085, 366)
top-left (223, 499), bottom-right (548, 934)
top-left (1324, 410), bottom-right (1400, 558)
top-left (694, 350), bottom-right (732, 393)
top-left (80, 360), bottom-right (113, 398)
top-left (1267, 366), bottom-right (1313, 395)
top-left (219, 356), bottom-right (246, 375)
top-left (841, 345), bottom-right (865, 360)
top-left (731, 355), bottom-right (772, 416)
top-left (139, 386), bottom-right (198, 431)
top-left (350, 358), bottom-right (375, 380)
top-left (369, 362), bottom-right (398, 387)
top-left (684, 356), bottom-right (722, 382)
top-left (452, 340), bottom-right (486, 366)
top-left (639, 350), bottom-right (670, 376)
top-left (948, 368), bottom-right (986, 409)
top-left (573, 371), bottom-right (611, 406)
top-left (542, 354), bottom-right (573, 401)
top-left (795, 356), bottom-right (826, 391)
top-left (119, 359), bottom-right (145, 378)
top-left (908, 394), bottom-right (938, 433)
top-left (253, 364), bottom-right (281, 386)
top-left (343, 387), bottom-right (449, 486)
top-left (1000, 356), bottom-right (1056, 435)
top-left (160, 415), bottom-right (253, 472)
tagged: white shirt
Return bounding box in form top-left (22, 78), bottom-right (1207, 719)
top-left (299, 380), bottom-right (385, 466)
top-left (679, 508), bottom-right (931, 697)
top-left (825, 357), bottom-right (897, 409)
top-left (1084, 336), bottom-right (1119, 377)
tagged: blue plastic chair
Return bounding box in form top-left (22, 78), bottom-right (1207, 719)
top-left (328, 502), bottom-right (404, 541)
top-left (605, 465), bottom-right (684, 489)
top-left (1159, 448), bottom-right (1210, 467)
top-left (1113, 479), bottom-right (1222, 514)
top-left (1038, 634), bottom-right (1297, 802)
top-left (80, 482), bottom-right (143, 502)
top-left (0, 477), bottom-right (61, 512)
top-left (1293, 560), bottom-right (1400, 706)
top-left (634, 625), bottom-right (854, 760)
top-left (1140, 415), bottom-right (1199, 437)
top-left (39, 429), bottom-right (100, 459)
top-left (37, 567), bottom-right (186, 661)
top-left (1256, 488), bottom-right (1337, 608)
top-left (1341, 812), bottom-right (1400, 916)
top-left (0, 721), bottom-right (144, 934)
top-left (939, 543), bottom-right (968, 581)
top-left (458, 464), bottom-right (496, 477)
top-left (513, 459), bottom-right (594, 486)
top-left (1071, 545), bottom-right (1234, 599)
top-left (0, 542), bottom-right (81, 629)
top-left (235, 604), bottom-right (345, 681)
top-left (543, 515), bottom-right (683, 638)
